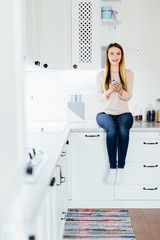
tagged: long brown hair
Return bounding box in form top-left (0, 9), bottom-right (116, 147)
top-left (104, 43), bottom-right (127, 91)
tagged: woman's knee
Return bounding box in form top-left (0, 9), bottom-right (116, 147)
top-left (118, 113), bottom-right (134, 130)
top-left (96, 113), bottom-right (116, 131)
top-left (107, 128), bottom-right (118, 138)
top-left (96, 114), bottom-right (105, 128)
top-left (118, 127), bottom-right (130, 139)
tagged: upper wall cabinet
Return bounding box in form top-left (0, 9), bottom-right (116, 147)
top-left (72, 0), bottom-right (121, 69)
top-left (24, 0), bottom-right (72, 70)
top-left (24, 0), bottom-right (41, 66)
top-left (24, 0), bottom-right (121, 70)
top-left (72, 0), bottom-right (100, 70)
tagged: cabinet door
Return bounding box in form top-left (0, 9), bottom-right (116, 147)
top-left (25, 0), bottom-right (71, 70)
top-left (115, 185), bottom-right (160, 200)
top-left (123, 162), bottom-right (160, 184)
top-left (24, 0), bottom-right (41, 65)
top-left (115, 131), bottom-right (160, 200)
top-left (28, 193), bottom-right (47, 240)
top-left (28, 171), bottom-right (57, 240)
top-left (40, 0), bottom-right (71, 70)
top-left (127, 132), bottom-right (160, 162)
top-left (70, 132), bottom-right (114, 201)
top-left (55, 146), bottom-right (68, 240)
top-left (72, 0), bottom-right (100, 69)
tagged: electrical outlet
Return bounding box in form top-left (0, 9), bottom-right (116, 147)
top-left (124, 47), bottom-right (142, 55)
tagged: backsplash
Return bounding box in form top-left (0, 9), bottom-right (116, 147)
top-left (24, 70), bottom-right (98, 121)
top-left (24, 70), bottom-right (158, 122)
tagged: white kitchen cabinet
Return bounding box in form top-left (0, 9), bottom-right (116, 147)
top-left (27, 169), bottom-right (57, 240)
top-left (24, 0), bottom-right (121, 70)
top-left (24, 0), bottom-right (41, 66)
top-left (26, 136), bottom-right (70, 240)
top-left (70, 132), bottom-right (114, 201)
top-left (70, 130), bottom-right (160, 208)
top-left (55, 142), bottom-right (69, 240)
top-left (72, 0), bottom-right (100, 69)
top-left (72, 0), bottom-right (121, 69)
top-left (115, 131), bottom-right (160, 200)
top-left (40, 0), bottom-right (71, 70)
top-left (24, 0), bottom-right (71, 70)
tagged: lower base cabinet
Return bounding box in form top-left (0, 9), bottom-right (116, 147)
top-left (27, 139), bottom-right (69, 240)
top-left (70, 132), bottom-right (114, 201)
top-left (55, 144), bottom-right (68, 240)
top-left (115, 184), bottom-right (160, 200)
top-left (69, 131), bottom-right (160, 208)
top-left (27, 130), bottom-right (160, 239)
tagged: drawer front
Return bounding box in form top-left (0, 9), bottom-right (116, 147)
top-left (127, 139), bottom-right (160, 162)
top-left (115, 185), bottom-right (160, 200)
top-left (130, 132), bottom-right (160, 140)
top-left (72, 132), bottom-right (106, 140)
top-left (124, 162), bottom-right (160, 184)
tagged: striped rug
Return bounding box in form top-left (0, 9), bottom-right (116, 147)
top-left (63, 209), bottom-right (136, 239)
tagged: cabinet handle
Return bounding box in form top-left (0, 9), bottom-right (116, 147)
top-left (29, 236), bottom-right (35, 240)
top-left (61, 211), bottom-right (66, 220)
top-left (49, 177), bottom-right (56, 187)
top-left (143, 187), bottom-right (158, 190)
top-left (85, 134), bottom-right (100, 138)
top-left (35, 61), bottom-right (40, 66)
top-left (143, 165), bottom-right (158, 168)
top-left (56, 165), bottom-right (66, 185)
top-left (61, 151), bottom-right (66, 157)
top-left (143, 142), bottom-right (158, 145)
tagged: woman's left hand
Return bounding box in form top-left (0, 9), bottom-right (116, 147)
top-left (112, 82), bottom-right (123, 94)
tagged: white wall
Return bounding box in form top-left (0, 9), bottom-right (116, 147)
top-left (121, 0), bottom-right (160, 113)
top-left (25, 0), bottom-right (160, 121)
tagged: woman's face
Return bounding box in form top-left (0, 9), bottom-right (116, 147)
top-left (108, 47), bottom-right (122, 66)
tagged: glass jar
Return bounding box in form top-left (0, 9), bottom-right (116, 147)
top-left (133, 104), bottom-right (143, 122)
top-left (156, 98), bottom-right (160, 122)
top-left (146, 103), bottom-right (156, 122)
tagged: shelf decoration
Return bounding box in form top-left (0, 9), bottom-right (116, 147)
top-left (101, 6), bottom-right (118, 29)
top-left (101, 6), bottom-right (112, 19)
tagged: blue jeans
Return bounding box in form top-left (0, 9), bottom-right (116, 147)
top-left (96, 112), bottom-right (133, 169)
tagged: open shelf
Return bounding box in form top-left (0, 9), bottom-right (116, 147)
top-left (101, 19), bottom-right (114, 22)
top-left (100, 0), bottom-right (121, 68)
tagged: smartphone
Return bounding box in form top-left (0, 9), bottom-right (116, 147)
top-left (112, 78), bottom-right (120, 83)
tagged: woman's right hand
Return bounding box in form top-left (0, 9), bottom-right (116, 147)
top-left (105, 84), bottom-right (114, 99)
top-left (109, 83), bottom-right (116, 91)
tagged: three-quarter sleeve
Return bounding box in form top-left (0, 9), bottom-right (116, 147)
top-left (118, 70), bottom-right (134, 101)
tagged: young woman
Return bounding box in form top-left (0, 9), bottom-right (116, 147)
top-left (96, 43), bottom-right (134, 185)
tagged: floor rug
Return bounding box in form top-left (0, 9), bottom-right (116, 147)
top-left (63, 209), bottom-right (136, 240)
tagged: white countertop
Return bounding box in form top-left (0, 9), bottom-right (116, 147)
top-left (23, 123), bottom-right (70, 227)
top-left (26, 120), bottom-right (160, 133)
top-left (70, 120), bottom-right (160, 132)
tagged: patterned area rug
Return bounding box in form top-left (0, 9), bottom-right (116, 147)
top-left (63, 209), bottom-right (136, 239)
